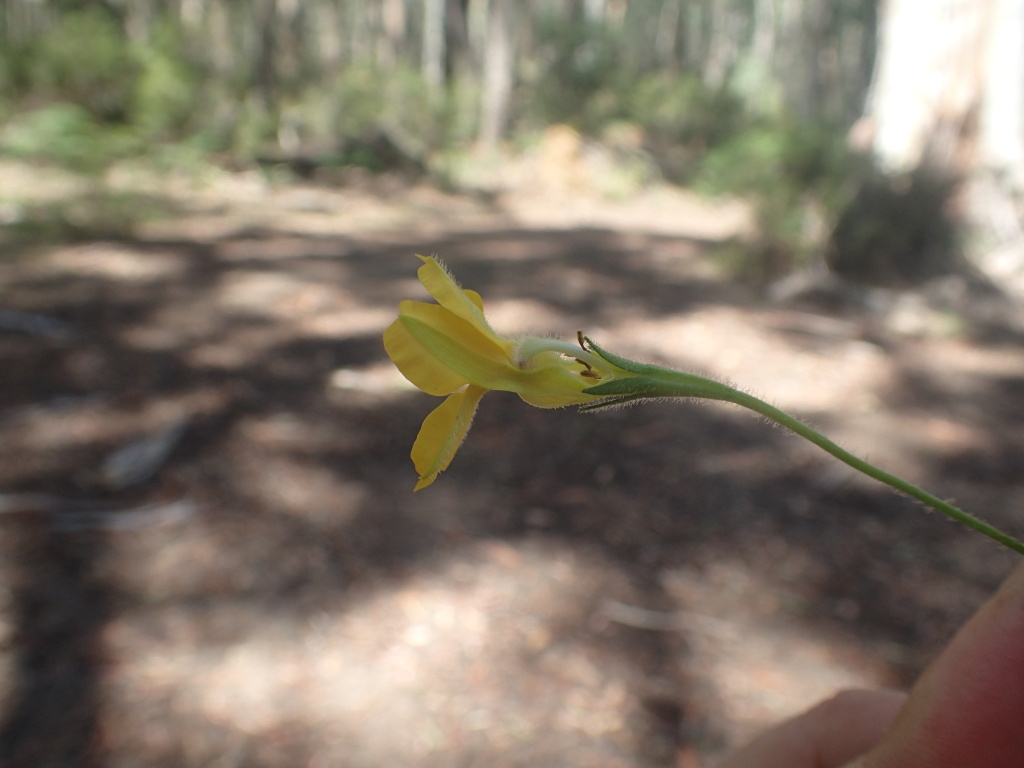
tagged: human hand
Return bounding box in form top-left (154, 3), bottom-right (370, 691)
top-left (715, 560), bottom-right (1024, 768)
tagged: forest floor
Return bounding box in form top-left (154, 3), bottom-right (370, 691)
top-left (0, 159), bottom-right (1023, 767)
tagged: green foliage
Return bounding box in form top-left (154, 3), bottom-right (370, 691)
top-left (695, 123), bottom-right (852, 199)
top-left (131, 22), bottom-right (202, 141)
top-left (0, 103), bottom-right (141, 173)
top-left (227, 96), bottom-right (279, 161)
top-left (625, 73), bottom-right (744, 147)
top-left (322, 66), bottom-right (387, 139)
top-left (2, 190), bottom-right (164, 244)
top-left (693, 122), bottom-right (862, 282)
top-left (618, 73), bottom-right (746, 182)
top-left (0, 0), bottom-right (888, 288)
top-left (528, 20), bottom-right (623, 130)
top-left (383, 66), bottom-right (455, 153)
top-left (0, 0), bottom-right (870, 291)
top-left (523, 15), bottom-right (747, 156)
top-left (20, 8), bottom-right (138, 121)
top-left (828, 167), bottom-right (961, 285)
top-left (282, 65), bottom-right (418, 149)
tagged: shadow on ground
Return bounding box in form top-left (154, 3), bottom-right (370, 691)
top-left (0, 203), bottom-right (1021, 767)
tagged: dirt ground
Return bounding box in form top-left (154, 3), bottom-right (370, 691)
top-left (0, 161), bottom-right (1022, 767)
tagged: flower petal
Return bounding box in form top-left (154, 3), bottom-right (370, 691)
top-left (463, 289), bottom-right (485, 312)
top-left (399, 300), bottom-right (509, 365)
top-left (416, 256), bottom-right (510, 350)
top-left (411, 384), bottom-right (487, 490)
top-left (401, 315), bottom-right (599, 405)
top-left (399, 315), bottom-right (529, 389)
top-left (383, 316), bottom-right (469, 396)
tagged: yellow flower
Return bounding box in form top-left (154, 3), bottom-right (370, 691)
top-left (383, 255), bottom-right (627, 489)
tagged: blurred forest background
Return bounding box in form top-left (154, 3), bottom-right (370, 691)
top-left (2, 2), bottom-right (1024, 768)
top-left (2, 0), bottom-right (1023, 290)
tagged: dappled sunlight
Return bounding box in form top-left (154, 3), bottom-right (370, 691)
top-left (100, 539), bottom-right (663, 766)
top-left (299, 304), bottom-right (395, 339)
top-left (0, 160), bottom-right (91, 205)
top-left (501, 183), bottom-right (753, 241)
top-left (184, 327), bottom-right (293, 370)
top-left (328, 359), bottom-right (416, 401)
top-left (1, 173), bottom-right (1022, 766)
top-left (611, 307), bottom-right (892, 413)
top-left (481, 298), bottom-right (570, 338)
top-left (658, 558), bottom-right (891, 745)
top-left (39, 243), bottom-right (189, 283)
top-left (0, 389), bottom-right (224, 457)
top-left (131, 174), bottom-right (505, 243)
top-left (2, 0), bottom-right (1023, 761)
top-left (229, 419), bottom-right (369, 527)
top-left (217, 270), bottom-right (340, 319)
top-left (208, 267), bottom-right (397, 349)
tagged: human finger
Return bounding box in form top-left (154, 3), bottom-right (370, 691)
top-left (716, 688), bottom-right (906, 768)
top-left (858, 560), bottom-right (1024, 768)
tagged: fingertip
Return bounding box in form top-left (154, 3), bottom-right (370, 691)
top-left (812, 689), bottom-right (908, 768)
top-left (863, 560), bottom-right (1024, 768)
top-left (717, 688), bottom-right (905, 768)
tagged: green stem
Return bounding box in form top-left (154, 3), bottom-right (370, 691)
top-left (720, 387), bottom-right (1024, 556)
top-left (580, 336), bottom-right (1024, 556)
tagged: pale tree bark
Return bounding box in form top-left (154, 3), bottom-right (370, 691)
top-left (979, 0), bottom-right (1024, 175)
top-left (751, 0), bottom-right (776, 66)
top-left (605, 0), bottom-right (627, 28)
top-left (377, 0), bottom-right (405, 70)
top-left (478, 0), bottom-right (514, 151)
top-left (583, 0), bottom-right (606, 23)
top-left (842, 0), bottom-right (1024, 295)
top-left (703, 0), bottom-right (738, 90)
top-left (655, 0), bottom-right (682, 66)
top-left (422, 0), bottom-right (446, 95)
top-left (681, 1), bottom-right (709, 73)
top-left (969, 0), bottom-right (1024, 296)
top-left (866, 0), bottom-right (988, 174)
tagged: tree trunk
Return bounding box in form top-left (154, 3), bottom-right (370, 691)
top-left (866, 0), bottom-right (988, 174)
top-left (583, 0), bottom-right (606, 23)
top-left (835, 0), bottom-right (1024, 296)
top-left (378, 0), bottom-right (405, 70)
top-left (970, 0), bottom-right (1024, 297)
top-left (254, 0), bottom-right (278, 111)
top-left (478, 0), bottom-right (513, 151)
top-left (655, 0), bottom-right (682, 66)
top-left (422, 0), bottom-right (446, 96)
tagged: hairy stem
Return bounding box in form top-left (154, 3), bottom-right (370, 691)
top-left (723, 386), bottom-right (1024, 555)
top-left (582, 337), bottom-right (1024, 555)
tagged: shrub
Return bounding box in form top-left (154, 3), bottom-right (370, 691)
top-left (1, 103), bottom-right (141, 173)
top-left (24, 8), bottom-right (138, 122)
